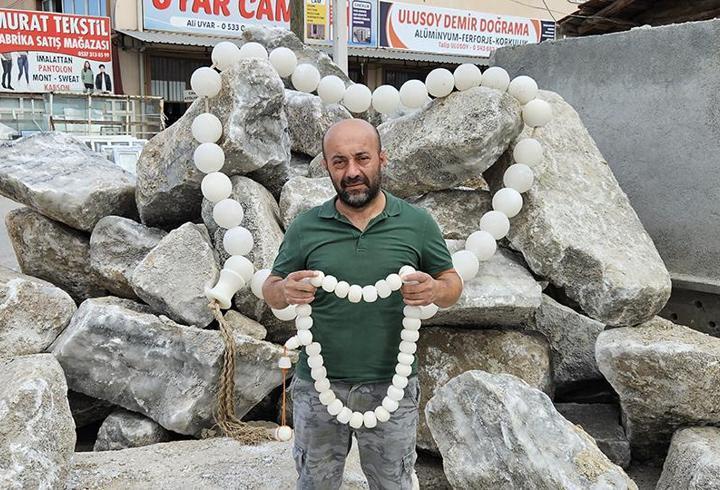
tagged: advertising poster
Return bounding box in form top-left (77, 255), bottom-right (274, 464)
top-left (304, 0), bottom-right (378, 48)
top-left (379, 1), bottom-right (555, 57)
top-left (0, 9), bottom-right (112, 93)
top-left (143, 0), bottom-right (290, 36)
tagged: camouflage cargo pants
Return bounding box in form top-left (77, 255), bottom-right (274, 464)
top-left (290, 374), bottom-right (420, 490)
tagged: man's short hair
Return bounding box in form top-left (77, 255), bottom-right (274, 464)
top-left (99, 64), bottom-right (105, 69)
top-left (321, 122), bottom-right (382, 158)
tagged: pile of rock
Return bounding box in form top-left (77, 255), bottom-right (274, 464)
top-left (1, 26), bottom-right (714, 490)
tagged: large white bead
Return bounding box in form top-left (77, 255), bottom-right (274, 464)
top-left (403, 306), bottom-right (422, 319)
top-left (311, 366), bottom-right (327, 380)
top-left (272, 304), bottom-right (297, 321)
top-left (399, 265), bottom-right (416, 278)
top-left (362, 285), bottom-right (378, 303)
top-left (375, 406), bottom-right (391, 422)
top-left (190, 67), bottom-right (221, 98)
top-left (480, 210), bottom-right (511, 240)
top-left (508, 75), bottom-right (538, 104)
top-left (202, 172), bottom-right (232, 203)
top-left (335, 281), bottom-right (350, 298)
top-left (239, 41), bottom-right (268, 60)
top-left (452, 250), bottom-right (480, 282)
top-left (337, 407), bottom-right (352, 424)
top-left (285, 335), bottom-right (300, 350)
top-left (399, 341), bottom-right (416, 355)
top-left (278, 356), bottom-right (292, 369)
top-left (375, 279), bottom-right (392, 299)
top-left (309, 271), bottom-right (324, 288)
top-left (307, 354), bottom-right (323, 369)
top-left (317, 75), bottom-right (346, 104)
top-left (454, 63), bottom-right (482, 91)
top-left (343, 83), bottom-right (372, 113)
top-left (363, 411), bottom-right (378, 428)
top-left (504, 163), bottom-right (535, 193)
top-left (327, 399), bottom-right (343, 416)
top-left (269, 47), bottom-right (297, 77)
top-left (513, 138), bottom-right (543, 166)
top-left (314, 378), bottom-right (330, 392)
top-left (305, 341), bottom-right (321, 356)
top-left (493, 187), bottom-right (523, 218)
top-left (213, 199), bottom-right (244, 229)
top-left (211, 41), bottom-right (241, 71)
top-left (399, 79), bottom-right (428, 109)
top-left (223, 226), bottom-right (253, 256)
top-left (393, 374), bottom-right (409, 389)
top-left (382, 397), bottom-right (399, 413)
top-left (402, 317), bottom-right (421, 330)
top-left (371, 85), bottom-right (400, 114)
top-left (465, 231), bottom-right (497, 262)
top-left (296, 316), bottom-right (313, 330)
top-left (425, 68), bottom-right (454, 98)
top-left (193, 142), bottom-right (225, 173)
top-left (386, 274), bottom-right (402, 291)
top-left (522, 99), bottom-right (552, 128)
top-left (224, 255), bottom-right (254, 284)
top-left (347, 285), bottom-right (362, 303)
top-left (291, 63), bottom-right (321, 93)
top-left (297, 329), bottom-right (313, 345)
top-left (387, 384), bottom-right (404, 401)
top-left (401, 329), bottom-right (420, 343)
top-left (295, 304), bottom-right (312, 317)
top-left (395, 363), bottom-right (412, 377)
top-left (349, 411), bottom-right (365, 429)
top-left (321, 275), bottom-right (338, 293)
top-left (319, 390), bottom-right (336, 406)
top-left (397, 352), bottom-right (414, 366)
top-left (419, 303), bottom-right (439, 320)
top-left (192, 113), bottom-right (223, 143)
top-left (275, 425), bottom-right (293, 441)
top-left (251, 269), bottom-right (271, 300)
top-left (481, 66), bottom-right (510, 91)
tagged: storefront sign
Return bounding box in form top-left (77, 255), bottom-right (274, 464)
top-left (143, 0), bottom-right (290, 36)
top-left (0, 9), bottom-right (112, 93)
top-left (304, 0), bottom-right (378, 48)
top-left (379, 1), bottom-right (555, 57)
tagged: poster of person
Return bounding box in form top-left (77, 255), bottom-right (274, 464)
top-left (0, 9), bottom-right (113, 94)
top-left (304, 0), bottom-right (378, 48)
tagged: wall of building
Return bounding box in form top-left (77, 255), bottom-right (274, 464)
top-left (491, 18), bottom-right (720, 291)
top-left (112, 0), bottom-right (139, 30)
top-left (0, 0), bottom-right (39, 10)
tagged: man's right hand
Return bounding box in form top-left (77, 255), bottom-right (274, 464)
top-left (282, 270), bottom-right (319, 305)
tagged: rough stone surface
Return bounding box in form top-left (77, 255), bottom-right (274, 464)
top-left (5, 207), bottom-right (107, 302)
top-left (224, 309), bottom-right (267, 340)
top-left (417, 328), bottom-right (552, 454)
top-left (93, 409), bottom-right (171, 452)
top-left (68, 391), bottom-right (115, 429)
top-left (284, 90), bottom-right (351, 157)
top-left (89, 216), bottom-right (167, 299)
top-left (67, 437), bottom-right (369, 489)
top-left (306, 152), bottom-right (326, 178)
top-left (378, 86), bottom-right (522, 198)
top-left (407, 188), bottom-right (491, 239)
top-left (555, 403), bottom-right (631, 469)
top-left (424, 248), bottom-right (542, 326)
top-left (0, 266), bottom-right (76, 358)
top-left (484, 90), bottom-right (671, 327)
top-left (131, 222), bottom-right (219, 328)
top-left (0, 132), bottom-right (137, 232)
top-left (279, 175), bottom-right (336, 229)
top-left (425, 370), bottom-right (636, 489)
top-left (0, 354), bottom-right (76, 489)
top-left (528, 294), bottom-right (606, 388)
top-left (247, 152), bottom-right (310, 202)
top-left (136, 59), bottom-right (290, 228)
top-left (596, 316), bottom-right (720, 459)
top-left (50, 297), bottom-right (294, 436)
top-left (656, 427), bottom-right (720, 490)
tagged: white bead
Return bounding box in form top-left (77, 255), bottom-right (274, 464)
top-left (393, 374), bottom-right (409, 389)
top-left (508, 75), bottom-right (538, 104)
top-left (387, 384), bottom-right (404, 401)
top-left (278, 356), bottom-right (292, 369)
top-left (419, 303), bottom-right (439, 320)
top-left (452, 250), bottom-right (480, 282)
top-left (285, 335), bottom-right (300, 350)
top-left (522, 99), bottom-right (552, 128)
top-left (269, 47), bottom-right (297, 77)
top-left (213, 199), bottom-right (244, 229)
top-left (272, 304), bottom-right (297, 322)
top-left (239, 41), bottom-right (268, 60)
top-left (193, 142), bottom-right (224, 173)
top-left (309, 271), bottom-right (324, 288)
top-left (371, 85), bottom-right (400, 114)
top-left (223, 226), bottom-right (253, 256)
top-left (321, 275), bottom-right (338, 293)
top-left (398, 352), bottom-right (414, 366)
top-left (493, 187), bottom-right (523, 218)
top-left (403, 306), bottom-right (422, 319)
top-left (401, 329), bottom-right (420, 343)
top-left (375, 279), bottom-right (392, 299)
top-left (251, 268), bottom-right (271, 300)
top-left (504, 164), bottom-right (535, 193)
top-left (307, 354), bottom-right (323, 369)
top-left (386, 274), bottom-right (402, 291)
top-left (382, 397), bottom-right (399, 413)
top-left (425, 68), bottom-right (454, 98)
top-left (375, 406), bottom-right (391, 422)
top-left (202, 172), bottom-right (232, 203)
top-left (311, 366), bottom-right (327, 380)
top-left (399, 265), bottom-right (416, 277)
top-left (291, 63), bottom-right (321, 93)
top-left (454, 63), bottom-right (482, 91)
top-left (327, 399), bottom-right (343, 416)
top-left (465, 231), bottom-right (497, 262)
top-left (305, 341), bottom-right (321, 356)
top-left (224, 255), bottom-right (254, 284)
top-left (513, 138), bottom-right (543, 166)
top-left (481, 66), bottom-right (510, 91)
top-left (317, 75), bottom-right (346, 104)
top-left (192, 112), bottom-right (223, 143)
top-left (362, 285), bottom-right (378, 303)
top-left (399, 341), bottom-right (416, 355)
top-left (399, 79), bottom-right (428, 109)
top-left (347, 285), bottom-right (362, 303)
top-left (349, 411), bottom-right (365, 429)
top-left (363, 411), bottom-right (377, 428)
top-left (319, 390), bottom-right (336, 406)
top-left (295, 316), bottom-right (313, 330)
top-left (314, 378), bottom-right (330, 392)
top-left (480, 210), bottom-right (511, 240)
top-left (295, 304), bottom-right (312, 317)
top-left (297, 329), bottom-right (313, 345)
top-left (275, 425), bottom-right (293, 441)
top-left (396, 363), bottom-right (412, 377)
top-left (212, 41), bottom-right (241, 71)
top-left (334, 281), bottom-right (350, 298)
top-left (337, 407), bottom-right (352, 424)
top-left (342, 84), bottom-right (372, 113)
top-left (190, 67), bottom-right (221, 98)
top-left (402, 317), bottom-right (421, 330)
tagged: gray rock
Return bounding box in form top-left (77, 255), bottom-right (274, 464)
top-left (68, 391), bottom-right (115, 429)
top-left (416, 452), bottom-right (452, 489)
top-left (425, 370), bottom-right (636, 489)
top-left (89, 216), bottom-right (167, 299)
top-left (407, 188), bottom-right (491, 239)
top-left (5, 207), bottom-right (108, 302)
top-left (247, 152), bottom-right (310, 202)
top-left (136, 59), bottom-right (290, 228)
top-left (424, 248), bottom-right (542, 326)
top-left (224, 310), bottom-right (267, 340)
top-left (67, 436), bottom-right (369, 489)
top-left (93, 409), bottom-right (171, 452)
top-left (656, 427), bottom-right (720, 490)
top-left (131, 222), bottom-right (219, 328)
top-left (284, 90), bottom-right (351, 157)
top-left (378, 86), bottom-right (522, 198)
top-left (596, 316), bottom-right (720, 459)
top-left (417, 328), bottom-right (552, 454)
top-left (528, 294), bottom-right (606, 388)
top-left (279, 175), bottom-right (336, 229)
top-left (555, 403), bottom-right (631, 469)
top-left (0, 267), bottom-right (76, 358)
top-left (307, 152), bottom-right (326, 178)
top-left (0, 354), bottom-right (76, 489)
top-left (0, 132), bottom-right (137, 232)
top-left (50, 296), bottom-right (294, 436)
top-left (484, 90), bottom-right (671, 327)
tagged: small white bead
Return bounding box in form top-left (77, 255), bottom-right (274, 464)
top-left (399, 341), bottom-right (417, 354)
top-left (387, 384), bottom-right (404, 401)
top-left (319, 389), bottom-right (336, 406)
top-left (297, 330), bottom-right (312, 346)
top-left (382, 397), bottom-right (399, 413)
top-left (285, 336), bottom-right (300, 350)
top-left (375, 279), bottom-right (392, 298)
top-left (399, 265), bottom-right (416, 277)
top-left (348, 285), bottom-right (362, 303)
top-left (314, 378), bottom-right (330, 392)
top-left (403, 306), bottom-right (422, 319)
top-left (295, 304), bottom-right (312, 317)
top-left (386, 274), bottom-right (402, 291)
top-left (396, 363), bottom-right (412, 377)
top-left (337, 407), bottom-right (352, 424)
top-left (363, 411), bottom-right (377, 428)
top-left (296, 316), bottom-right (313, 330)
top-left (402, 317), bottom-right (421, 330)
top-left (375, 406), bottom-right (391, 422)
top-left (393, 374), bottom-right (409, 389)
top-left (362, 285), bottom-right (378, 303)
top-left (419, 303), bottom-right (439, 319)
top-left (321, 275), bottom-right (338, 292)
top-left (401, 329), bottom-right (420, 342)
top-left (309, 271), bottom-right (324, 288)
top-left (349, 411), bottom-right (364, 429)
top-left (311, 366), bottom-right (327, 380)
top-left (275, 425), bottom-right (293, 441)
top-left (397, 353), bottom-right (414, 366)
top-left (305, 342), bottom-right (321, 356)
top-left (327, 399), bottom-right (343, 416)
top-left (335, 281), bottom-right (350, 299)
top-left (307, 354), bottom-right (323, 369)
top-left (278, 356), bottom-right (292, 369)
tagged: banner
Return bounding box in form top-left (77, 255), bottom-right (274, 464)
top-left (143, 0), bottom-right (290, 36)
top-left (304, 0), bottom-right (378, 48)
top-left (380, 1), bottom-right (555, 57)
top-left (0, 9), bottom-right (112, 93)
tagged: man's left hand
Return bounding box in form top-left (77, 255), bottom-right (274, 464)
top-left (400, 271), bottom-right (437, 306)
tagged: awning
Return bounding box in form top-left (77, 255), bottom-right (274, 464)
top-left (116, 29), bottom-right (240, 48)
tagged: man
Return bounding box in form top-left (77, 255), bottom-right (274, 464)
top-left (95, 64), bottom-right (112, 93)
top-left (263, 119), bottom-right (463, 489)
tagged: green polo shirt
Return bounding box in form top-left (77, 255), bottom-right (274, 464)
top-left (270, 190), bottom-right (453, 384)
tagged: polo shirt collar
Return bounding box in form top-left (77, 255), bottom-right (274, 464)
top-left (319, 189), bottom-right (401, 219)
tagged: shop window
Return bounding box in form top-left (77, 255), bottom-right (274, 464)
top-left (57, 0), bottom-right (107, 16)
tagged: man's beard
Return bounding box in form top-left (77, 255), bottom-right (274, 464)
top-left (334, 173), bottom-right (382, 208)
